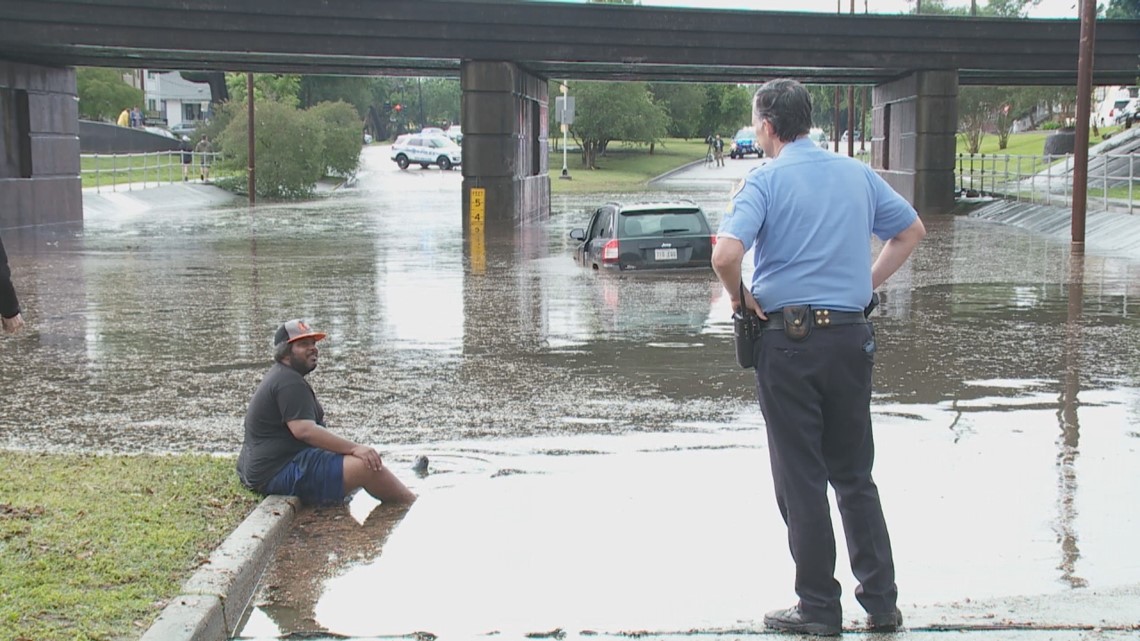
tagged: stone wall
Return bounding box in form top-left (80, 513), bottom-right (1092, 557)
top-left (872, 70), bottom-right (958, 215)
top-left (0, 61), bottom-right (81, 229)
top-left (460, 61), bottom-right (550, 230)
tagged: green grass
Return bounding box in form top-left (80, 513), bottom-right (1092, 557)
top-left (80, 154), bottom-right (235, 189)
top-left (0, 452), bottom-right (259, 641)
top-left (549, 138), bottom-right (709, 193)
top-left (955, 125), bottom-right (1124, 157)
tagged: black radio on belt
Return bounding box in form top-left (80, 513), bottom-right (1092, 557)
top-left (733, 281), bottom-right (762, 369)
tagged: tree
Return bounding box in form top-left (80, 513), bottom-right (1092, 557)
top-left (76, 67), bottom-right (142, 122)
top-left (650, 82), bottom-right (705, 139)
top-left (1105, 0), bottom-right (1140, 18)
top-left (212, 93), bottom-right (365, 198)
top-left (908, 0), bottom-right (1040, 16)
top-left (225, 73), bottom-right (301, 108)
top-left (957, 86), bottom-right (999, 153)
top-left (308, 101), bottom-right (363, 177)
top-left (299, 76), bottom-right (374, 115)
top-left (699, 84), bottom-right (753, 139)
top-left (568, 81), bottom-right (668, 169)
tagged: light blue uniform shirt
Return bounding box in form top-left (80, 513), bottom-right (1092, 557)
top-left (718, 138), bottom-right (917, 313)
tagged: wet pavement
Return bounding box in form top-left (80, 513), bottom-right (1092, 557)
top-left (2, 146), bottom-right (1139, 639)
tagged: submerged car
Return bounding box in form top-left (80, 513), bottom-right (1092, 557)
top-left (730, 126), bottom-right (763, 159)
top-left (390, 134), bottom-right (462, 170)
top-left (568, 201), bottom-right (715, 271)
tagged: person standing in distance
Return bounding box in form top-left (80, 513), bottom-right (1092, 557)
top-left (0, 234), bottom-right (25, 334)
top-left (237, 319), bottom-right (416, 506)
top-left (712, 79), bottom-right (925, 637)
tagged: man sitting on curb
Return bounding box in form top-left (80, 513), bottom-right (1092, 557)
top-left (237, 319), bottom-right (416, 506)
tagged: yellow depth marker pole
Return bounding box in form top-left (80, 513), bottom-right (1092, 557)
top-left (469, 187), bottom-right (486, 274)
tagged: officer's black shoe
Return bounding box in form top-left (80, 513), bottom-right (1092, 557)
top-left (763, 605), bottom-right (841, 636)
top-left (867, 608), bottom-right (904, 632)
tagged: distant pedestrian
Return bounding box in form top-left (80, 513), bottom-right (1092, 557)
top-left (130, 106), bottom-right (143, 128)
top-left (236, 319), bottom-right (417, 506)
top-left (116, 108), bottom-right (130, 127)
top-left (194, 135), bottom-right (213, 181)
top-left (712, 78), bottom-right (925, 637)
top-left (713, 134), bottom-right (725, 167)
top-left (0, 234), bottom-right (25, 334)
top-left (180, 136), bottom-right (193, 181)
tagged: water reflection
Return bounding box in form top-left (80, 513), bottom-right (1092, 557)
top-left (241, 501), bottom-right (412, 637)
top-left (1055, 252), bottom-right (1085, 589)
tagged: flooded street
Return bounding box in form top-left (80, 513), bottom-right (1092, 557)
top-left (2, 146), bottom-right (1139, 638)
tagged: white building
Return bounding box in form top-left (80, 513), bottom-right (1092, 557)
top-left (127, 70), bottom-right (212, 128)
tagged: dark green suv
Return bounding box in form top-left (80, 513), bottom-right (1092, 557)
top-left (569, 201), bottom-right (716, 272)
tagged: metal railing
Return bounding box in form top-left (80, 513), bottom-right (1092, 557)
top-left (81, 151), bottom-right (223, 193)
top-left (956, 152), bottom-right (1137, 215)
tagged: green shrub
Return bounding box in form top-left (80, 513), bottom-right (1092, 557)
top-left (218, 99), bottom-right (325, 199)
top-left (1040, 121), bottom-right (1062, 130)
top-left (309, 101), bottom-right (362, 178)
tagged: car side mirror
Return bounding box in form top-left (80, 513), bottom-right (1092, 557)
top-left (569, 228), bottom-right (586, 241)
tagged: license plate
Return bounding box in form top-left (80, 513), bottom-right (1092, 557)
top-left (654, 248), bottom-right (678, 261)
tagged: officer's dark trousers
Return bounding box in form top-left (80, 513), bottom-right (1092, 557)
top-left (753, 322), bottom-right (897, 626)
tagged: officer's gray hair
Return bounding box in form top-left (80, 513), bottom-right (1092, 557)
top-left (753, 79), bottom-right (812, 144)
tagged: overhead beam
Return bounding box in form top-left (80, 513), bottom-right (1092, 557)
top-left (0, 0), bottom-right (1137, 85)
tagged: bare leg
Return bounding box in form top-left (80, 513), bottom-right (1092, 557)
top-left (343, 456), bottom-right (416, 504)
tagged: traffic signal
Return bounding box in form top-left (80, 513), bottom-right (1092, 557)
top-left (394, 103), bottom-right (403, 113)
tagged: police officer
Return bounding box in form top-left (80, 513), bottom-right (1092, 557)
top-left (712, 79), bottom-right (925, 636)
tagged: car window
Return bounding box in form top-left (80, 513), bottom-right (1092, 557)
top-left (735, 128), bottom-right (754, 140)
top-left (596, 210), bottom-right (614, 239)
top-left (406, 136), bottom-right (422, 147)
top-left (429, 137), bottom-right (451, 148)
top-left (620, 210), bottom-right (707, 237)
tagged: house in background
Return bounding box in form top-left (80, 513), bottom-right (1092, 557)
top-left (126, 70), bottom-right (212, 130)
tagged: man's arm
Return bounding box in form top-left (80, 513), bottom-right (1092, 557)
top-left (871, 217), bottom-right (926, 290)
top-left (712, 236), bottom-right (766, 319)
top-left (286, 419), bottom-right (383, 471)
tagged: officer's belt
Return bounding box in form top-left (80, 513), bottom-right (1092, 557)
top-left (761, 307), bottom-right (867, 331)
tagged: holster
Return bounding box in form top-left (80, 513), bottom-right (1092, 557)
top-left (782, 305), bottom-right (812, 341)
top-left (732, 282), bottom-right (762, 369)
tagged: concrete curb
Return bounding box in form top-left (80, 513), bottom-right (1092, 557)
top-left (139, 495), bottom-right (300, 641)
top-left (647, 157), bottom-right (707, 185)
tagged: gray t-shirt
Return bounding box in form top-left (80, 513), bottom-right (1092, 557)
top-left (236, 362), bottom-right (325, 490)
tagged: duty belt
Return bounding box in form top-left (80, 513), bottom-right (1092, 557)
top-left (761, 306), bottom-right (868, 331)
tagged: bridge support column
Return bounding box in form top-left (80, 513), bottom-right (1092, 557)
top-left (0, 62), bottom-right (81, 228)
top-left (872, 70), bottom-right (957, 215)
top-left (460, 61), bottom-right (549, 231)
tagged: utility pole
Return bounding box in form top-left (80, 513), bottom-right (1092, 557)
top-left (1071, 0), bottom-right (1096, 252)
top-left (247, 72), bottom-right (255, 206)
top-left (417, 77), bottom-right (425, 130)
top-left (847, 0), bottom-right (855, 157)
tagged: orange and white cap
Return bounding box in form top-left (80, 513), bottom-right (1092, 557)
top-left (273, 319), bottom-right (327, 347)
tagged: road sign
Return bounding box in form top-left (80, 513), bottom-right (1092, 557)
top-left (555, 96), bottom-right (575, 124)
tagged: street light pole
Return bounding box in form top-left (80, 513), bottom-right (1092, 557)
top-left (560, 81), bottom-right (571, 180)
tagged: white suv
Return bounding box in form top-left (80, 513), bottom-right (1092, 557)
top-left (390, 134), bottom-right (462, 170)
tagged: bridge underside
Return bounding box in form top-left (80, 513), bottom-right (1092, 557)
top-left (1, 1), bottom-right (1138, 226)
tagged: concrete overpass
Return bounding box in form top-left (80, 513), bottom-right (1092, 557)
top-left (1, 0), bottom-right (1138, 227)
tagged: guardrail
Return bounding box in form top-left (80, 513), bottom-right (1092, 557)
top-left (81, 151), bottom-right (224, 193)
top-left (956, 152), bottom-right (1137, 215)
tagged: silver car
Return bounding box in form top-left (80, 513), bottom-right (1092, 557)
top-left (390, 134), bottom-right (462, 170)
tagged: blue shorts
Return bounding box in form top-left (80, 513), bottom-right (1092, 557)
top-left (262, 448), bottom-right (345, 506)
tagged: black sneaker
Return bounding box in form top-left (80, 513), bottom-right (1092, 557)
top-left (764, 605), bottom-right (841, 636)
top-left (867, 608), bottom-right (903, 632)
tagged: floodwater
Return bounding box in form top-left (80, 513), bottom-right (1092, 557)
top-left (2, 146), bottom-right (1139, 639)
